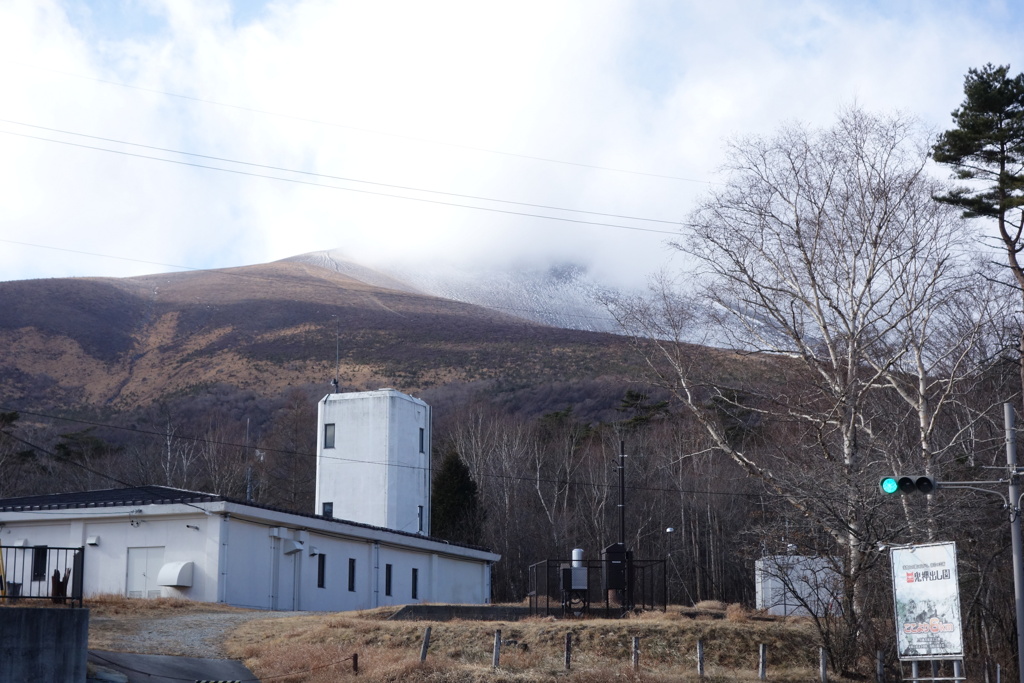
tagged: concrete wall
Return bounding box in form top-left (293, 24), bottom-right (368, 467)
top-left (0, 607), bottom-right (89, 683)
top-left (315, 389), bottom-right (431, 534)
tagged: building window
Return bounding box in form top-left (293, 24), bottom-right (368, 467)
top-left (348, 558), bottom-right (356, 592)
top-left (324, 423), bottom-right (336, 449)
top-left (32, 546), bottom-right (48, 581)
top-left (412, 568), bottom-right (419, 599)
top-left (419, 427), bottom-right (425, 453)
top-left (417, 506), bottom-right (424, 533)
top-left (317, 555), bottom-right (326, 588)
top-left (322, 502), bottom-right (333, 518)
top-left (385, 563), bottom-right (393, 596)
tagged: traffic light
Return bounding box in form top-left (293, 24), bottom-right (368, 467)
top-left (879, 475), bottom-right (936, 495)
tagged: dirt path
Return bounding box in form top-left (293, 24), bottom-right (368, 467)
top-left (89, 609), bottom-right (305, 659)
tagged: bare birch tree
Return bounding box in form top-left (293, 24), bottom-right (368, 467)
top-left (610, 108), bottom-right (980, 649)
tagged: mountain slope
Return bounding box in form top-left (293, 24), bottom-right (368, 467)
top-left (285, 250), bottom-right (620, 332)
top-left (0, 258), bottom-right (641, 416)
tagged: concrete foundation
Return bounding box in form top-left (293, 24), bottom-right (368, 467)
top-left (388, 604), bottom-right (531, 621)
top-left (0, 607), bottom-right (89, 682)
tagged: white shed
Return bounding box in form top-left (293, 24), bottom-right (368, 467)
top-left (754, 555), bottom-right (841, 617)
top-left (0, 486), bottom-right (497, 610)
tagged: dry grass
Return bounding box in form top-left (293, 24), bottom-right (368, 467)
top-left (224, 606), bottom-right (865, 682)
top-left (84, 593), bottom-right (250, 617)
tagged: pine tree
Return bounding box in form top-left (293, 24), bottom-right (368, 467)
top-left (933, 63), bottom-right (1024, 411)
top-left (431, 449), bottom-right (482, 545)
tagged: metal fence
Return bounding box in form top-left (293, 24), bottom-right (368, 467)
top-left (0, 545), bottom-right (85, 607)
top-left (528, 558), bottom-right (666, 618)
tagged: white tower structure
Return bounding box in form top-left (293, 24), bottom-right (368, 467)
top-left (315, 389), bottom-right (431, 535)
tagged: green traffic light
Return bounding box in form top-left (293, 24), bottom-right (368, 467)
top-left (880, 477), bottom-right (899, 494)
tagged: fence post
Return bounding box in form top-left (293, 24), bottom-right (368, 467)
top-left (352, 653), bottom-right (358, 675)
top-left (564, 632), bottom-right (572, 670)
top-left (955, 660), bottom-right (964, 680)
top-left (876, 650), bottom-right (885, 683)
top-left (912, 661), bottom-right (919, 679)
top-left (632, 636), bottom-right (640, 671)
top-left (819, 647), bottom-right (827, 682)
top-left (697, 639), bottom-right (705, 678)
top-left (758, 643), bottom-right (767, 680)
top-left (419, 626), bottom-right (431, 663)
top-left (492, 629), bottom-right (501, 669)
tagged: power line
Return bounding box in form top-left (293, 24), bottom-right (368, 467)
top-left (0, 429), bottom-right (209, 516)
top-left (0, 128), bottom-right (681, 236)
top-left (4, 407), bottom-right (770, 500)
top-left (14, 61), bottom-right (711, 184)
top-left (0, 119), bottom-right (684, 227)
top-left (3, 409), bottom-right (1002, 517)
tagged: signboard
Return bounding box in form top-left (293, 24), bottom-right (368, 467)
top-left (890, 542), bottom-right (963, 660)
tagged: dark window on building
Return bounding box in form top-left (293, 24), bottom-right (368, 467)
top-left (322, 502), bottom-right (333, 518)
top-left (324, 423), bottom-right (336, 449)
top-left (348, 558), bottom-right (356, 592)
top-left (417, 505), bottom-right (424, 533)
top-left (385, 563), bottom-right (393, 596)
top-left (412, 568), bottom-right (419, 599)
top-left (32, 546), bottom-right (48, 581)
top-left (317, 554), bottom-right (326, 588)
top-left (419, 427), bottom-right (425, 453)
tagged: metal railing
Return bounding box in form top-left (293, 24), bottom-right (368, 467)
top-left (0, 545), bottom-right (84, 608)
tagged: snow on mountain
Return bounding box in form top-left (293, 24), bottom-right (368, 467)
top-left (285, 250), bottom-right (622, 333)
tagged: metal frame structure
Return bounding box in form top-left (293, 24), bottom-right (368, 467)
top-left (527, 557), bottom-right (666, 618)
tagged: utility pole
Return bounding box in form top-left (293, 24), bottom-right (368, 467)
top-left (618, 440), bottom-right (626, 546)
top-left (1006, 403), bottom-right (1024, 683)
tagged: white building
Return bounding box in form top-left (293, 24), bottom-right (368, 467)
top-left (0, 390), bottom-right (498, 610)
top-left (316, 389), bottom-right (430, 534)
top-left (754, 555), bottom-right (841, 617)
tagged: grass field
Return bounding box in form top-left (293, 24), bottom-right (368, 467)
top-left (78, 595), bottom-right (872, 681)
top-left (219, 602), bottom-right (863, 682)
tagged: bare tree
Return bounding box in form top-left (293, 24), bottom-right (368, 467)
top-left (610, 108), bottom-right (981, 660)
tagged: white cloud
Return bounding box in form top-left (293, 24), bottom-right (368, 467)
top-left (0, 0), bottom-right (1020, 289)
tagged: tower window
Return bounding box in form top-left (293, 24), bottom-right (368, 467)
top-left (385, 563), bottom-right (393, 596)
top-left (419, 427), bottom-right (425, 453)
top-left (348, 558), bottom-right (356, 592)
top-left (324, 423), bottom-right (336, 449)
top-left (322, 502), bottom-right (333, 518)
top-left (412, 568), bottom-right (419, 599)
top-left (317, 555), bottom-right (326, 588)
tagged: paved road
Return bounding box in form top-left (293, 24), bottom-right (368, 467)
top-left (89, 650), bottom-right (255, 683)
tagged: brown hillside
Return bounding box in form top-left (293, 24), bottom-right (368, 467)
top-left (0, 259), bottom-right (646, 415)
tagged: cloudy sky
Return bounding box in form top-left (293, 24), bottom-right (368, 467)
top-left (1, 0), bottom-right (1021, 290)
